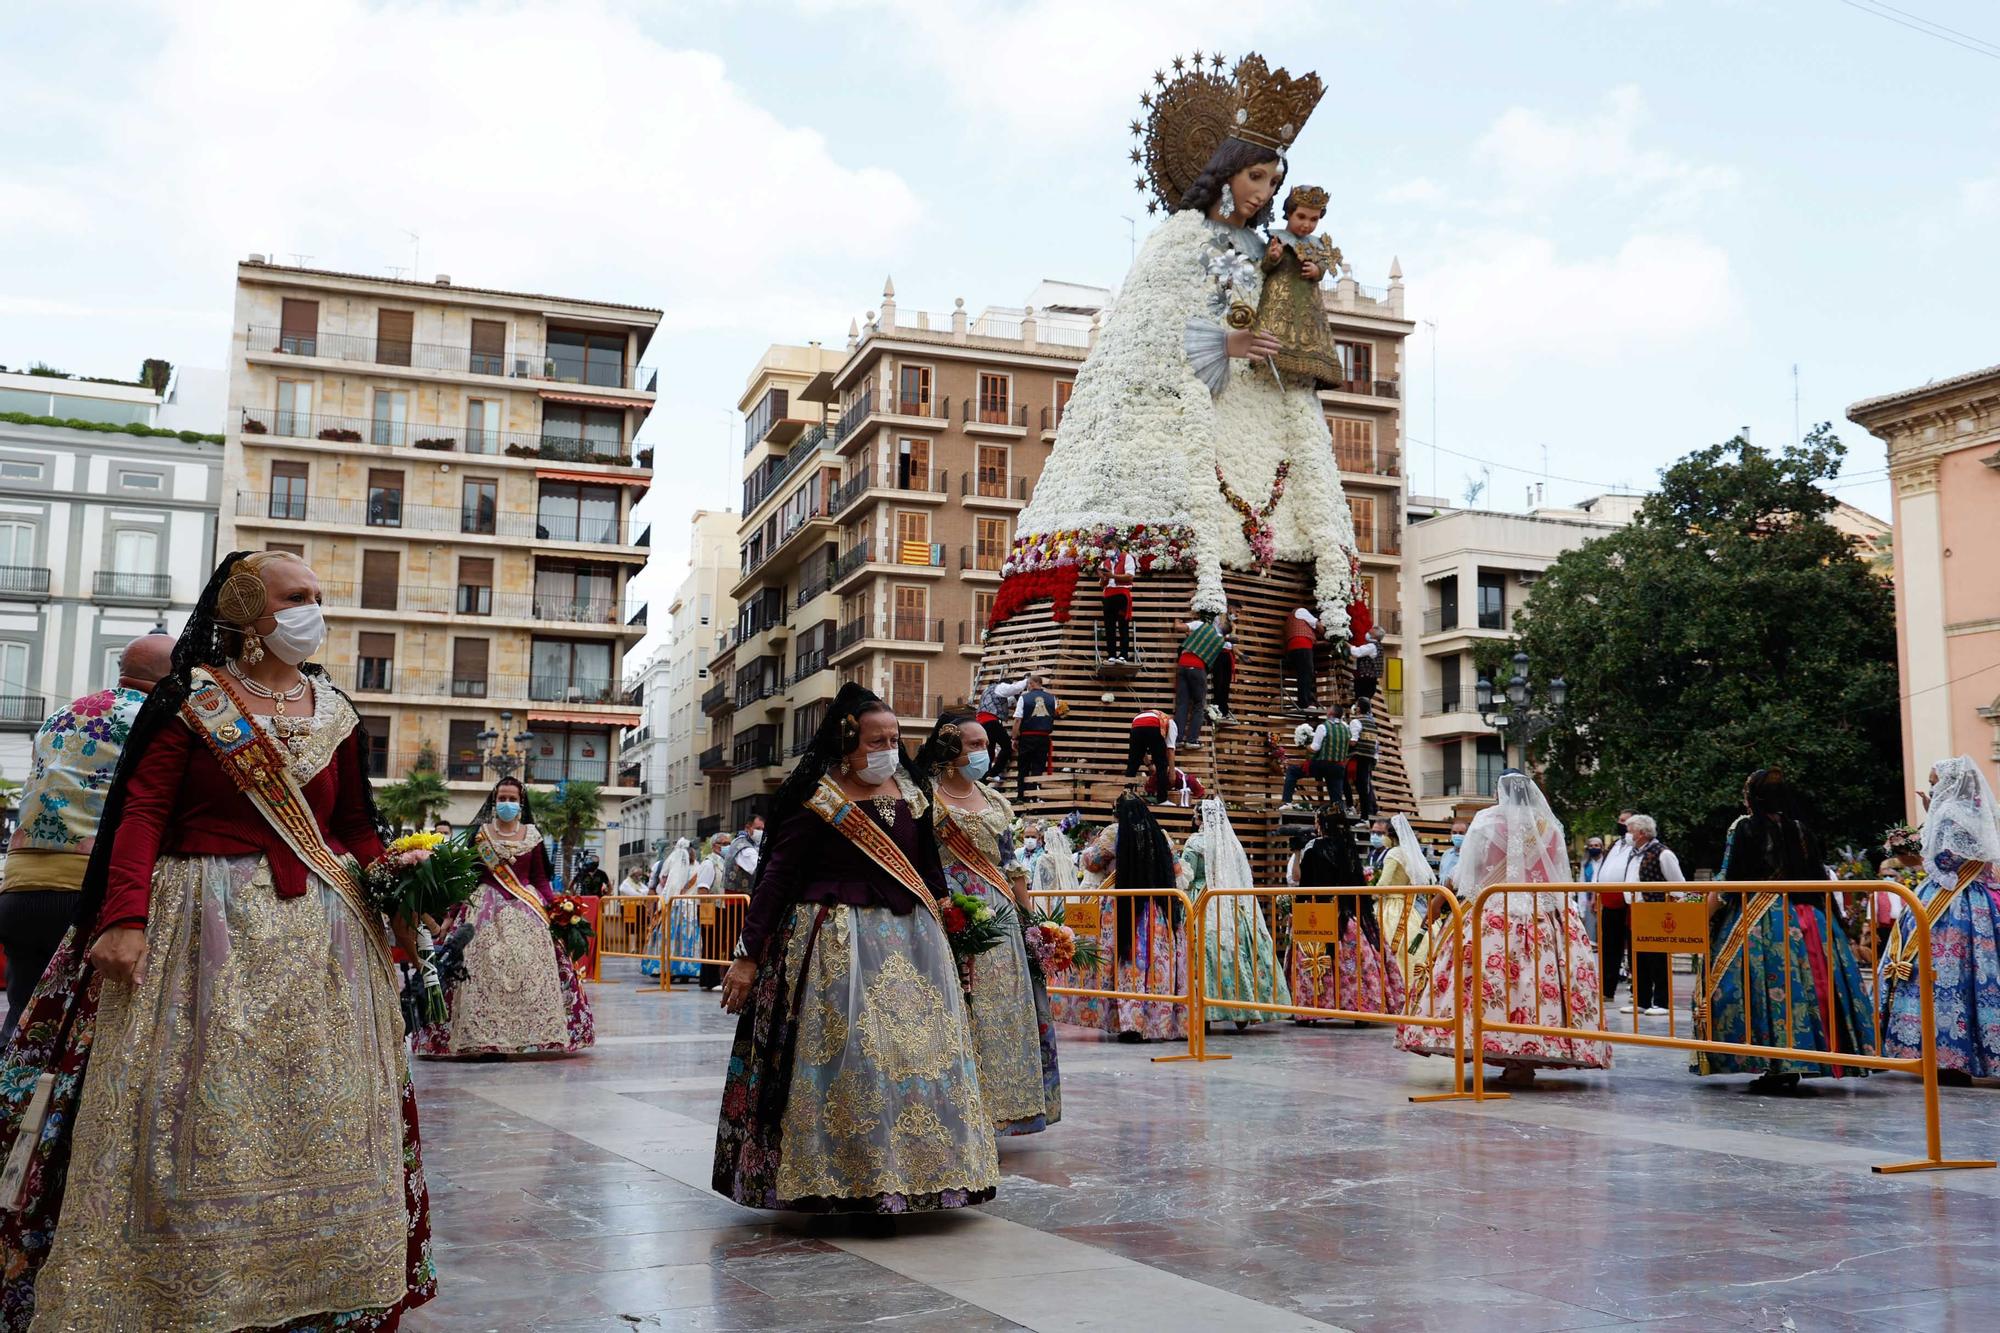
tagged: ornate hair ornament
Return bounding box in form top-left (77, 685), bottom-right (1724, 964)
top-left (1131, 51), bottom-right (1326, 213)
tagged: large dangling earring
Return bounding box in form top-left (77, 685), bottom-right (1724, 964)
top-left (242, 631), bottom-right (265, 666)
top-left (1218, 182), bottom-right (1237, 219)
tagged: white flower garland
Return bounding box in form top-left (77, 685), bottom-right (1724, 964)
top-left (1013, 210), bottom-right (1359, 631)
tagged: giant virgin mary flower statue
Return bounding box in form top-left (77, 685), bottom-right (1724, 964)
top-left (993, 52), bottom-right (1362, 629)
top-left (984, 52), bottom-right (1379, 852)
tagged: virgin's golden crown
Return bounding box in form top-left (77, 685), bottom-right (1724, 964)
top-left (1131, 51), bottom-right (1326, 213)
top-left (1228, 54), bottom-right (1325, 153)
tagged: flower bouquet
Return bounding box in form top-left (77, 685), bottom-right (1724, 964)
top-left (1023, 904), bottom-right (1103, 981)
top-left (940, 890), bottom-right (1015, 1001)
top-left (1882, 823), bottom-right (1922, 864)
top-left (549, 894), bottom-right (594, 961)
top-left (363, 831), bottom-right (483, 1023)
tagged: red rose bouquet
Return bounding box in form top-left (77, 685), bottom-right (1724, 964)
top-left (941, 890), bottom-right (1013, 1001)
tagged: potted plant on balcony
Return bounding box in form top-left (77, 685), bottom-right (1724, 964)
top-left (504, 442), bottom-right (538, 459)
top-left (413, 437), bottom-right (455, 451)
top-left (241, 417), bottom-right (269, 434)
top-left (317, 427), bottom-right (363, 443)
top-left (636, 446), bottom-right (654, 468)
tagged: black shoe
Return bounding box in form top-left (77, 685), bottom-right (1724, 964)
top-left (1116, 1030), bottom-right (1145, 1044)
top-left (1939, 1069), bottom-right (1974, 1088)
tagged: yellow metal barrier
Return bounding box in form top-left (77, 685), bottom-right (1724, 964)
top-left (1025, 887), bottom-right (1205, 1063)
top-left (646, 893), bottom-right (752, 991)
top-left (596, 896), bottom-right (661, 961)
top-left (1187, 886), bottom-right (1473, 1098)
top-left (1449, 879), bottom-right (1994, 1175)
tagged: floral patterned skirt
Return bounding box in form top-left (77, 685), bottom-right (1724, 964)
top-left (1693, 901), bottom-right (1874, 1078)
top-left (1879, 883), bottom-right (2000, 1077)
top-left (1047, 898), bottom-right (1189, 1041)
top-left (712, 902), bottom-right (999, 1213)
top-left (1398, 897), bottom-right (1610, 1070)
top-left (946, 867), bottom-right (1059, 1135)
top-left (1287, 905), bottom-right (1405, 1022)
top-left (0, 855), bottom-right (434, 1332)
top-left (1202, 894), bottom-right (1291, 1024)
top-left (412, 884), bottom-right (593, 1058)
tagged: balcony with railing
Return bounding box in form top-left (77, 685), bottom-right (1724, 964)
top-left (1421, 768), bottom-right (1463, 800)
top-left (698, 743), bottom-right (733, 775)
top-left (0, 565), bottom-right (52, 601)
top-left (835, 388), bottom-right (875, 444)
top-left (1327, 373), bottom-right (1401, 401)
top-left (1355, 513), bottom-right (1403, 557)
top-left (957, 619), bottom-right (989, 648)
top-left (836, 618), bottom-right (867, 651)
top-left (1333, 440), bottom-right (1402, 478)
top-left (92, 571), bottom-right (172, 604)
top-left (826, 464), bottom-right (947, 518)
top-left (730, 740), bottom-right (780, 773)
top-left (958, 544), bottom-right (1006, 576)
top-left (963, 400), bottom-right (1030, 432)
top-left (959, 471), bottom-right (1028, 505)
top-left (237, 408), bottom-right (650, 470)
top-left (1422, 607), bottom-right (1457, 636)
top-left (884, 393), bottom-right (953, 423)
top-left (701, 681), bottom-right (733, 716)
top-left (1420, 690), bottom-right (1467, 718)
top-left (0, 695), bottom-right (46, 729)
top-left (831, 541), bottom-right (872, 587)
top-left (236, 490), bottom-right (641, 548)
top-left (790, 648), bottom-right (829, 684)
top-left (321, 579), bottom-right (634, 628)
top-left (247, 325), bottom-right (656, 392)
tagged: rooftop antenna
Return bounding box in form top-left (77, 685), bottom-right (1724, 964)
top-left (287, 253), bottom-right (313, 267)
top-left (1792, 363), bottom-right (1801, 443)
top-left (1422, 319), bottom-right (1439, 498)
top-left (385, 266), bottom-right (409, 280)
top-left (1119, 216), bottom-right (1138, 266)
top-left (401, 228), bottom-right (421, 282)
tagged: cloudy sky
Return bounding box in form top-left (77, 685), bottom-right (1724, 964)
top-left (5, 0), bottom-right (1995, 659)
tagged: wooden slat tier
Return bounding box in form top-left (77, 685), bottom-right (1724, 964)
top-left (978, 563), bottom-right (1415, 883)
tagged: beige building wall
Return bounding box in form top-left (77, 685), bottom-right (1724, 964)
top-left (220, 259), bottom-right (661, 829)
top-left (1850, 367), bottom-right (2000, 819)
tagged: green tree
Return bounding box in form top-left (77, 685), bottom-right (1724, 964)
top-left (530, 781), bottom-right (602, 888)
top-left (376, 766), bottom-right (451, 834)
top-left (1512, 426), bottom-right (1900, 868)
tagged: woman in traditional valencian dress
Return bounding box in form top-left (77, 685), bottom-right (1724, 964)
top-left (999, 53), bottom-right (1360, 627)
top-left (1878, 757), bottom-right (2000, 1083)
top-left (412, 776), bottom-right (593, 1059)
top-left (1288, 811), bottom-right (1404, 1021)
top-left (655, 837), bottom-right (701, 983)
top-left (713, 685), bottom-right (998, 1215)
top-left (1377, 813), bottom-right (1442, 987)
top-left (1183, 799), bottom-right (1290, 1029)
top-left (915, 715), bottom-right (1060, 1136)
top-left (1051, 796), bottom-right (1190, 1043)
top-left (1693, 770), bottom-right (1875, 1090)
top-left (1398, 772), bottom-right (1608, 1083)
top-left (0, 550), bottom-right (434, 1330)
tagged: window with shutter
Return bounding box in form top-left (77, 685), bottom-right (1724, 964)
top-left (451, 638), bottom-right (489, 699)
top-left (974, 517), bottom-right (1008, 571)
top-left (357, 714), bottom-right (391, 778)
top-left (892, 585), bottom-right (927, 641)
top-left (377, 309), bottom-right (414, 367)
top-left (977, 373), bottom-right (1010, 424)
top-left (890, 661), bottom-right (925, 718)
top-left (469, 319), bottom-right (505, 376)
top-left (897, 438), bottom-right (929, 490)
top-left (461, 477), bottom-right (497, 535)
top-left (976, 445), bottom-right (1008, 497)
top-left (457, 556), bottom-right (493, 615)
top-left (269, 461), bottom-right (308, 519)
top-left (1349, 495), bottom-right (1376, 554)
top-left (279, 299), bottom-right (318, 355)
top-left (447, 719), bottom-right (483, 780)
top-left (360, 550), bottom-right (399, 611)
top-left (356, 632), bottom-right (395, 691)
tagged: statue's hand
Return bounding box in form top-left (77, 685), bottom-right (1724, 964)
top-left (1226, 328), bottom-right (1281, 360)
top-left (1300, 260), bottom-right (1324, 281)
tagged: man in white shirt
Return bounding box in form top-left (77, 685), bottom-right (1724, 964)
top-left (1618, 814), bottom-right (1684, 1016)
top-left (1437, 818), bottom-right (1469, 895)
top-left (1123, 709), bottom-right (1176, 802)
top-left (1279, 707), bottom-right (1359, 810)
top-left (693, 834), bottom-right (728, 989)
top-left (1595, 809), bottom-right (1637, 1002)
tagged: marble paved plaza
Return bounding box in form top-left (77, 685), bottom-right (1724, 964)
top-left (404, 965), bottom-right (2000, 1332)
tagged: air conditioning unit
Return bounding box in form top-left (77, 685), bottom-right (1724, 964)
top-left (1515, 571), bottom-right (1541, 588)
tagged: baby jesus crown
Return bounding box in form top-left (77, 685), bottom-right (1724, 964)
top-left (1288, 185), bottom-right (1330, 213)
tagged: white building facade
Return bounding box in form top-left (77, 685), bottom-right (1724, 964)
top-left (0, 373), bottom-right (223, 781)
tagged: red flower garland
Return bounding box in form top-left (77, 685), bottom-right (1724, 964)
top-left (1215, 460), bottom-right (1291, 568)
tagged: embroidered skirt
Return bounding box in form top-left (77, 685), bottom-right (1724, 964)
top-left (1694, 900), bottom-right (1874, 1078)
top-left (1879, 879), bottom-right (2000, 1077)
top-left (412, 883), bottom-right (593, 1058)
top-left (4, 855), bottom-right (433, 1332)
top-left (945, 866), bottom-right (1059, 1135)
top-left (1201, 893), bottom-right (1292, 1024)
top-left (1048, 897), bottom-right (1190, 1041)
top-left (1288, 905), bottom-right (1405, 1021)
top-left (713, 902), bottom-right (999, 1213)
top-left (1398, 895), bottom-right (1610, 1070)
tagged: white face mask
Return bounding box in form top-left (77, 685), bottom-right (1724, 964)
top-left (857, 749), bottom-right (899, 784)
top-left (264, 603), bottom-right (327, 665)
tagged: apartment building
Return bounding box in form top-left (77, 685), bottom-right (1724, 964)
top-left (703, 282), bottom-right (1106, 828)
top-left (618, 507), bottom-right (737, 860)
top-left (1319, 260), bottom-right (1414, 712)
top-left (0, 369), bottom-right (223, 780)
top-left (219, 258), bottom-right (660, 827)
top-left (1403, 494), bottom-right (1641, 817)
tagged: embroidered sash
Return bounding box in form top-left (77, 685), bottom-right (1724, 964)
top-left (936, 807), bottom-right (1014, 899)
top-left (475, 826), bottom-right (552, 921)
top-left (1881, 860), bottom-right (1989, 992)
top-left (1695, 890), bottom-right (1784, 1033)
top-left (180, 669), bottom-right (393, 978)
top-left (803, 777), bottom-right (942, 923)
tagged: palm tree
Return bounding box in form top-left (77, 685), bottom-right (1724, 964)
top-left (530, 781), bottom-right (602, 888)
top-left (376, 766), bottom-right (451, 835)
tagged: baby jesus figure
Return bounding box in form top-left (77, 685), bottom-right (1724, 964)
top-left (1254, 184), bottom-right (1344, 388)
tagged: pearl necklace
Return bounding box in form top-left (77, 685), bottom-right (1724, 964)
top-left (226, 659), bottom-right (308, 703)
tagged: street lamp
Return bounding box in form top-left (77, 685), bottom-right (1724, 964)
top-left (1476, 651), bottom-right (1567, 771)
top-left (477, 710), bottom-right (536, 781)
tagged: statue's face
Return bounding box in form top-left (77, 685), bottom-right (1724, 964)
top-left (1229, 159), bottom-right (1281, 222)
top-left (1287, 204), bottom-right (1323, 236)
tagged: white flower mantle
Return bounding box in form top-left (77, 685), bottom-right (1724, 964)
top-left (1011, 210), bottom-right (1359, 629)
